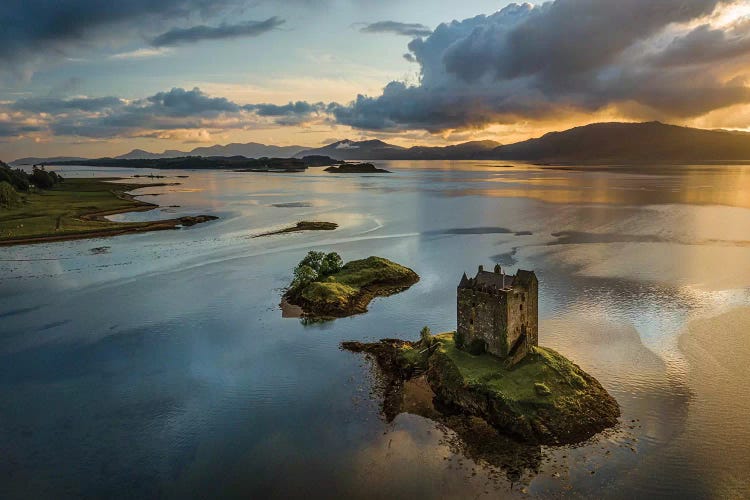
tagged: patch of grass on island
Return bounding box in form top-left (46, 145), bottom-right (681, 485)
top-left (428, 333), bottom-right (589, 405)
top-left (285, 252), bottom-right (419, 318)
top-left (0, 177), bottom-right (216, 245)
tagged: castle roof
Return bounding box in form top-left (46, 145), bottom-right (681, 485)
top-left (475, 270), bottom-right (509, 289)
top-left (458, 266), bottom-right (536, 292)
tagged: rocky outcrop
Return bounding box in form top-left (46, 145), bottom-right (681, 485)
top-left (343, 333), bottom-right (620, 445)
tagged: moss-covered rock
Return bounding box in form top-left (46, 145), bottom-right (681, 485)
top-left (285, 256), bottom-right (419, 318)
top-left (343, 332), bottom-right (620, 445)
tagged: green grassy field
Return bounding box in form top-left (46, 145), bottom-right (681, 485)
top-left (0, 178), bottom-right (169, 243)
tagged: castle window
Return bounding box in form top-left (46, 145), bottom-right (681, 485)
top-left (520, 304), bottom-right (523, 311)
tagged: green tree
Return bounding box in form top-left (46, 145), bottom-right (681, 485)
top-left (0, 181), bottom-right (21, 208)
top-left (299, 250), bottom-right (326, 274)
top-left (320, 252), bottom-right (343, 276)
top-left (31, 167), bottom-right (55, 189)
top-left (291, 264), bottom-right (318, 290)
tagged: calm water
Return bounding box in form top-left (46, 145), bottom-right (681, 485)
top-left (1, 162), bottom-right (750, 498)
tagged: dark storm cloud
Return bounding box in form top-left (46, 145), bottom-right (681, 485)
top-left (151, 17), bottom-right (284, 47)
top-left (360, 21), bottom-right (432, 37)
top-left (333, 0), bottom-right (750, 131)
top-left (0, 0), bottom-right (243, 64)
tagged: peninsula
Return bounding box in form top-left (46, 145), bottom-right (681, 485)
top-left (0, 175), bottom-right (217, 245)
top-left (344, 265), bottom-right (620, 445)
top-left (284, 252), bottom-right (419, 318)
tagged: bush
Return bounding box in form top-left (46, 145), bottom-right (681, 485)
top-left (30, 167), bottom-right (56, 189)
top-left (0, 181), bottom-right (21, 208)
top-left (420, 326), bottom-right (433, 346)
top-left (0, 166), bottom-right (30, 192)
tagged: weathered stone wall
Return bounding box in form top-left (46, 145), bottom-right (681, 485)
top-left (457, 287), bottom-right (508, 357)
top-left (504, 279), bottom-right (538, 365)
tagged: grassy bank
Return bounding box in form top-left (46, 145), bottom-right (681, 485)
top-left (0, 178), bottom-right (216, 245)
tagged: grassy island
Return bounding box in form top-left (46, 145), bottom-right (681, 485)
top-left (324, 163), bottom-right (390, 173)
top-left (344, 331), bottom-right (619, 445)
top-left (284, 252), bottom-right (419, 318)
top-left (254, 221), bottom-right (338, 238)
top-left (0, 177), bottom-right (217, 246)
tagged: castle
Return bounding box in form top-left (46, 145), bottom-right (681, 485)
top-left (456, 264), bottom-right (538, 366)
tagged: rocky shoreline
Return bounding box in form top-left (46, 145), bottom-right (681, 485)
top-left (344, 332), bottom-right (620, 445)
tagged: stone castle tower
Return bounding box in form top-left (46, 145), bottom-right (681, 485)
top-left (456, 264), bottom-right (538, 366)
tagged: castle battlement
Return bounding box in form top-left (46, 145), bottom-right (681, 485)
top-left (456, 264), bottom-right (538, 366)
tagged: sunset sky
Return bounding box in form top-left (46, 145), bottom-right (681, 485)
top-left (2, 0), bottom-right (750, 159)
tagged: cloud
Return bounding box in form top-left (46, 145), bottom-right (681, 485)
top-left (0, 0), bottom-right (241, 62)
top-left (651, 19), bottom-right (750, 67)
top-left (333, 0), bottom-right (750, 132)
top-left (1, 87), bottom-right (331, 139)
top-left (360, 21), bottom-right (432, 37)
top-left (151, 17), bottom-right (284, 47)
top-left (11, 96), bottom-right (124, 114)
top-left (110, 48), bottom-right (172, 60)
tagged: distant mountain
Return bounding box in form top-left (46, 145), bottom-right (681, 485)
top-left (297, 139), bottom-right (501, 160)
top-left (11, 156), bottom-right (88, 165)
top-left (296, 139), bottom-right (405, 160)
top-left (491, 122), bottom-right (750, 163)
top-left (13, 122), bottom-right (750, 166)
top-left (115, 142), bottom-right (308, 160)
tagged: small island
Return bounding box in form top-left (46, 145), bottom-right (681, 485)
top-left (254, 221), bottom-right (338, 238)
top-left (324, 163), bottom-right (390, 174)
top-left (283, 251), bottom-right (419, 318)
top-left (0, 162), bottom-right (217, 245)
top-left (344, 265), bottom-right (620, 445)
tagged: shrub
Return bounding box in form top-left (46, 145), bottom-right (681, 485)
top-left (0, 181), bottom-right (21, 208)
top-left (30, 167), bottom-right (56, 189)
top-left (420, 326), bottom-right (433, 346)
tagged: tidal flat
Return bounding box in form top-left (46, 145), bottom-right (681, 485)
top-left (1, 162), bottom-right (749, 498)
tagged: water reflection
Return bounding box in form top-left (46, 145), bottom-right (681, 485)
top-left (1, 161), bottom-right (750, 498)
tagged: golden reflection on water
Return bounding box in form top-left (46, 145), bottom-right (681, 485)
top-left (440, 164), bottom-right (750, 209)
